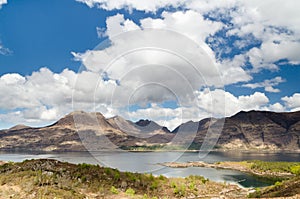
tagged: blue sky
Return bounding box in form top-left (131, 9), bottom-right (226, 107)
top-left (0, 0), bottom-right (300, 130)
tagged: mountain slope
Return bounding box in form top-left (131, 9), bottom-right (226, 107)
top-left (0, 110), bottom-right (300, 151)
top-left (0, 111), bottom-right (174, 151)
top-left (194, 110), bottom-right (300, 150)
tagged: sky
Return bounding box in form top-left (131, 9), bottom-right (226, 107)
top-left (0, 0), bottom-right (300, 130)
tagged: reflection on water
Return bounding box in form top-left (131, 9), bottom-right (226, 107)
top-left (0, 151), bottom-right (299, 188)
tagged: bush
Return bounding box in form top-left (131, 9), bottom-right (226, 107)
top-left (125, 188), bottom-right (135, 196)
top-left (150, 181), bottom-right (158, 190)
top-left (110, 186), bottom-right (119, 194)
top-left (290, 165), bottom-right (300, 175)
top-left (274, 181), bottom-right (282, 186)
top-left (248, 187), bottom-right (261, 198)
top-left (78, 163), bottom-right (92, 170)
top-left (173, 184), bottom-right (186, 197)
top-left (249, 160), bottom-right (299, 173)
top-left (113, 171), bottom-right (120, 181)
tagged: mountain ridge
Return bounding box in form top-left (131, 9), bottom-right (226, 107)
top-left (0, 110), bottom-right (300, 151)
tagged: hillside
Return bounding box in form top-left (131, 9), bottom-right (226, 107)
top-left (0, 110), bottom-right (300, 151)
top-left (0, 159), bottom-right (249, 198)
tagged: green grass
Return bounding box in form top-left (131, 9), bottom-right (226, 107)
top-left (247, 160), bottom-right (300, 174)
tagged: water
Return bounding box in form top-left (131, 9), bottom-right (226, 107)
top-left (0, 151), bottom-right (299, 188)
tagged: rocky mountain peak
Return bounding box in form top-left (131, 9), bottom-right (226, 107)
top-left (135, 119), bottom-right (151, 126)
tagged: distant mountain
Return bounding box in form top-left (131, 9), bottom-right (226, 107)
top-left (190, 110), bottom-right (300, 150)
top-left (0, 111), bottom-right (173, 151)
top-left (0, 110), bottom-right (300, 152)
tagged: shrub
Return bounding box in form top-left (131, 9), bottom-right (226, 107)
top-left (150, 180), bottom-right (158, 190)
top-left (158, 175), bottom-right (166, 180)
top-left (173, 184), bottom-right (186, 197)
top-left (113, 171), bottom-right (120, 181)
top-left (110, 186), bottom-right (119, 194)
top-left (125, 188), bottom-right (135, 196)
top-left (104, 168), bottom-right (111, 175)
top-left (78, 163), bottom-right (91, 170)
top-left (274, 181), bottom-right (282, 186)
top-left (290, 165), bottom-right (300, 175)
top-left (248, 187), bottom-right (261, 198)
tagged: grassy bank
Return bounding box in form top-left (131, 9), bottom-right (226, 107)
top-left (0, 159), bottom-right (248, 198)
top-left (0, 159), bottom-right (299, 198)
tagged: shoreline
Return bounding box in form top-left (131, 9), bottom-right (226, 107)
top-left (1, 149), bottom-right (300, 153)
top-left (160, 161), bottom-right (297, 179)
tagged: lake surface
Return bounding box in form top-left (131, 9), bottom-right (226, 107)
top-left (0, 151), bottom-right (299, 188)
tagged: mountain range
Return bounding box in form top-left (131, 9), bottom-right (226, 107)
top-left (0, 110), bottom-right (300, 151)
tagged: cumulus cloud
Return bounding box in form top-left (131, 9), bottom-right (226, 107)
top-left (242, 76), bottom-right (285, 93)
top-left (195, 89), bottom-right (269, 117)
top-left (73, 12), bottom-right (250, 98)
top-left (125, 89), bottom-right (271, 130)
top-left (140, 10), bottom-right (223, 44)
top-left (72, 14), bottom-right (227, 109)
top-left (0, 0), bottom-right (7, 9)
top-left (1, 0), bottom-right (300, 128)
top-left (80, 0), bottom-right (300, 81)
top-left (263, 103), bottom-right (285, 113)
top-left (0, 68), bottom-right (110, 125)
top-left (0, 66), bottom-right (298, 130)
top-left (282, 93), bottom-right (300, 111)
top-left (78, 0), bottom-right (300, 73)
top-left (76, 0), bottom-right (184, 13)
top-left (223, 1), bottom-right (300, 72)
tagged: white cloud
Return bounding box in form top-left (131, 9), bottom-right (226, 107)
top-left (125, 89), bottom-right (271, 130)
top-left (0, 66), bottom-right (297, 130)
top-left (72, 14), bottom-right (226, 108)
top-left (223, 1), bottom-right (300, 72)
top-left (246, 40), bottom-right (300, 72)
top-left (96, 27), bottom-right (106, 38)
top-left (242, 76), bottom-right (285, 93)
top-left (76, 0), bottom-right (184, 13)
top-left (141, 10), bottom-right (223, 44)
top-left (0, 0), bottom-right (7, 9)
top-left (73, 12), bottom-right (250, 99)
top-left (77, 0), bottom-right (300, 78)
top-left (126, 104), bottom-right (209, 131)
top-left (0, 67), bottom-right (129, 126)
top-left (282, 93), bottom-right (300, 111)
top-left (0, 43), bottom-right (12, 55)
top-left (1, 0), bottom-right (299, 128)
top-left (195, 89), bottom-right (269, 117)
top-left (263, 103), bottom-right (285, 112)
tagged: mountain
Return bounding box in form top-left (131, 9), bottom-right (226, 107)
top-left (0, 111), bottom-right (174, 151)
top-left (179, 110), bottom-right (300, 150)
top-left (0, 110), bottom-right (300, 151)
top-left (218, 110), bottom-right (300, 150)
